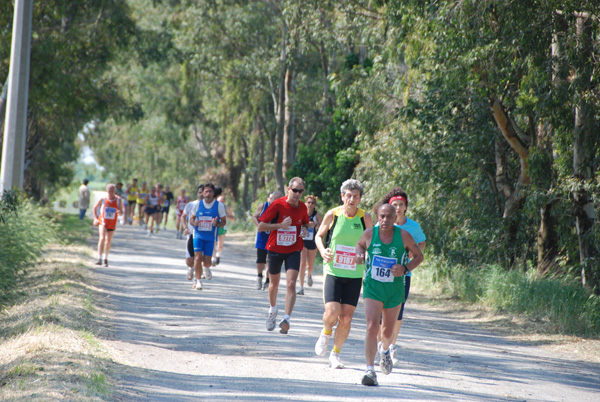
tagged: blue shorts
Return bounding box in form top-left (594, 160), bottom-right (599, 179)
top-left (193, 237), bottom-right (215, 256)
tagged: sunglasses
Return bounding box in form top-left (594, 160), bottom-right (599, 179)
top-left (290, 188), bottom-right (304, 194)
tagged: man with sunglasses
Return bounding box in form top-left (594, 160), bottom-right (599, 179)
top-left (258, 177), bottom-right (310, 334)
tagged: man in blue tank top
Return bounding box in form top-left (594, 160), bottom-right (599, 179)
top-left (190, 183), bottom-right (227, 290)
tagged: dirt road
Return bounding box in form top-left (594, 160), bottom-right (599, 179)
top-left (93, 224), bottom-right (600, 402)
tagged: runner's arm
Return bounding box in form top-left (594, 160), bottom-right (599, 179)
top-left (251, 203), bottom-right (263, 229)
top-left (92, 198), bottom-right (102, 220)
top-left (364, 212), bottom-right (374, 229)
top-left (401, 229), bottom-right (423, 272)
top-left (355, 228), bottom-right (373, 265)
top-left (315, 210), bottom-right (334, 262)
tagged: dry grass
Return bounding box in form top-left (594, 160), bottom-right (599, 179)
top-left (0, 244), bottom-right (116, 401)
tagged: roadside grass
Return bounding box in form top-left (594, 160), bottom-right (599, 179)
top-left (0, 210), bottom-right (115, 401)
top-left (413, 257), bottom-right (600, 338)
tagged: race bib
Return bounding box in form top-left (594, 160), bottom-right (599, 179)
top-left (370, 255), bottom-right (397, 283)
top-left (333, 245), bottom-right (357, 271)
top-left (179, 202), bottom-right (187, 211)
top-left (104, 207), bottom-right (116, 220)
top-left (197, 216), bottom-right (213, 231)
top-left (303, 227), bottom-right (314, 241)
top-left (277, 227), bottom-right (296, 246)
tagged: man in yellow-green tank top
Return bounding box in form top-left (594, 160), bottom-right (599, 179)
top-left (314, 179), bottom-right (373, 370)
top-left (356, 203), bottom-right (423, 386)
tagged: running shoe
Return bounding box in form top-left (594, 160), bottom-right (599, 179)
top-left (204, 267), bottom-right (212, 280)
top-left (211, 256), bottom-right (217, 266)
top-left (147, 230), bottom-right (152, 237)
top-left (380, 346), bottom-right (393, 375)
top-left (155, 227), bottom-right (159, 233)
top-left (256, 276), bottom-right (263, 290)
top-left (307, 274), bottom-right (313, 287)
top-left (279, 318), bottom-right (290, 334)
top-left (194, 279), bottom-right (203, 290)
top-left (104, 259), bottom-right (108, 267)
top-left (361, 369), bottom-right (378, 386)
top-left (314, 331), bottom-right (331, 356)
top-left (296, 287), bottom-right (304, 295)
top-left (263, 281), bottom-right (269, 291)
top-left (216, 256), bottom-right (220, 265)
top-left (187, 267), bottom-right (194, 281)
top-left (266, 308), bottom-right (278, 331)
top-left (329, 351), bottom-right (344, 369)
top-left (94, 258), bottom-right (102, 265)
top-left (391, 344), bottom-right (401, 367)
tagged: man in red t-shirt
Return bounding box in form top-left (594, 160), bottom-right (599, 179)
top-left (259, 177), bottom-right (310, 334)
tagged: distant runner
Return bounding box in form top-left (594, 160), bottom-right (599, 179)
top-left (252, 191), bottom-right (282, 290)
top-left (92, 183), bottom-right (124, 267)
top-left (175, 188), bottom-right (190, 239)
top-left (297, 194), bottom-right (322, 295)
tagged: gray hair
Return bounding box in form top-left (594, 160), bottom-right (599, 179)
top-left (340, 179), bottom-right (363, 196)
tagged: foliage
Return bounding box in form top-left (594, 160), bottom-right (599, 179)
top-left (0, 200), bottom-right (57, 307)
top-left (415, 257), bottom-right (600, 337)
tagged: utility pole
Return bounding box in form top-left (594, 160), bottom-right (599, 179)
top-left (0, 0), bottom-right (33, 195)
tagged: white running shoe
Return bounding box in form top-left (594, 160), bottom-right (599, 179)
top-left (266, 308), bottom-right (278, 331)
top-left (329, 351), bottom-right (344, 369)
top-left (204, 267), bottom-right (212, 280)
top-left (187, 267), bottom-right (194, 281)
top-left (315, 331), bottom-right (331, 356)
top-left (211, 256), bottom-right (217, 266)
top-left (194, 279), bottom-right (203, 290)
top-left (380, 345), bottom-right (393, 375)
top-left (256, 276), bottom-right (262, 290)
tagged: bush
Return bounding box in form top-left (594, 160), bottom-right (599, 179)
top-left (0, 196), bottom-right (57, 307)
top-left (415, 257), bottom-right (600, 337)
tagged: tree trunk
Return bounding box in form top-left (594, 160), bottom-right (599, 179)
top-left (282, 68), bottom-right (294, 177)
top-left (573, 14), bottom-right (598, 291)
top-left (274, 22), bottom-right (287, 193)
top-left (537, 200), bottom-right (558, 275)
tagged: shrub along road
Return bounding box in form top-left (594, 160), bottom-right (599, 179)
top-left (94, 224), bottom-right (600, 401)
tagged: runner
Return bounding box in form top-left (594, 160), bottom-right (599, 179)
top-left (258, 177), bottom-right (309, 334)
top-left (252, 191), bottom-right (282, 290)
top-left (376, 187), bottom-right (427, 367)
top-left (162, 185), bottom-right (174, 231)
top-left (144, 185), bottom-right (162, 236)
top-left (154, 184), bottom-right (165, 233)
top-left (181, 185), bottom-right (203, 288)
top-left (213, 190), bottom-right (235, 266)
top-left (127, 179), bottom-right (139, 224)
top-left (313, 179), bottom-right (372, 369)
top-left (189, 183), bottom-right (227, 290)
top-left (355, 203), bottom-right (423, 386)
top-left (175, 188), bottom-right (190, 239)
top-left (137, 181), bottom-right (148, 227)
top-left (297, 194), bottom-right (322, 295)
top-left (115, 182), bottom-right (125, 224)
top-left (92, 183), bottom-right (124, 267)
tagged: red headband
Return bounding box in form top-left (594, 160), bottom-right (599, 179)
top-left (389, 195), bottom-right (407, 205)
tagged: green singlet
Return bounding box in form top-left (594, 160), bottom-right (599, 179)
top-left (323, 206), bottom-right (367, 279)
top-left (362, 226), bottom-right (408, 308)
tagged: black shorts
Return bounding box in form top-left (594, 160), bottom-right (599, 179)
top-left (267, 250), bottom-right (301, 275)
top-left (186, 234), bottom-right (195, 258)
top-left (398, 275), bottom-right (411, 320)
top-left (303, 239), bottom-right (317, 250)
top-left (256, 248), bottom-right (268, 264)
top-left (323, 275), bottom-right (363, 307)
top-left (145, 206), bottom-right (158, 215)
top-left (161, 206), bottom-right (170, 213)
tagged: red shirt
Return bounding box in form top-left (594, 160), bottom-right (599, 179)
top-left (259, 196), bottom-right (309, 253)
top-left (100, 196), bottom-right (121, 230)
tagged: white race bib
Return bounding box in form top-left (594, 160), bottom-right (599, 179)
top-left (104, 207), bottom-right (116, 220)
top-left (333, 245), bottom-right (357, 271)
top-left (197, 216), bottom-right (213, 231)
top-left (370, 255), bottom-right (397, 283)
top-left (276, 227), bottom-right (297, 246)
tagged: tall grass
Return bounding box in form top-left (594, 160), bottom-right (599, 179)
top-left (415, 257), bottom-right (600, 337)
top-left (0, 199), bottom-right (57, 307)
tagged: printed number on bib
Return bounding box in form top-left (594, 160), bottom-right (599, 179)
top-left (370, 255), bottom-right (397, 283)
top-left (197, 216), bottom-right (213, 231)
top-left (277, 227), bottom-right (296, 246)
top-left (303, 227), bottom-right (314, 241)
top-left (333, 245), bottom-right (357, 271)
top-left (104, 207), bottom-right (117, 220)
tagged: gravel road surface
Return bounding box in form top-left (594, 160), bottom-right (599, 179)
top-left (93, 224), bottom-right (600, 402)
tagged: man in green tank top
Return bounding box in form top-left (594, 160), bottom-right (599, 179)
top-left (356, 203), bottom-right (423, 386)
top-left (314, 179), bottom-right (373, 369)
